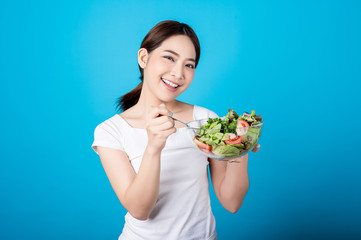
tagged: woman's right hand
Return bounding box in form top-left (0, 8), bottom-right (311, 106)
top-left (146, 103), bottom-right (176, 153)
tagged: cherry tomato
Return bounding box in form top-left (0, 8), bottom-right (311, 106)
top-left (237, 119), bottom-right (250, 136)
top-left (225, 136), bottom-right (242, 145)
top-left (194, 137), bottom-right (212, 151)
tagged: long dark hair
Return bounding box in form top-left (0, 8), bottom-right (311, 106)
top-left (115, 20), bottom-right (201, 112)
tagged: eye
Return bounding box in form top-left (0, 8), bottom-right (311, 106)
top-left (186, 64), bottom-right (195, 69)
top-left (163, 56), bottom-right (174, 62)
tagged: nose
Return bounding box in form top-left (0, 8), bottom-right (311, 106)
top-left (170, 63), bottom-right (184, 80)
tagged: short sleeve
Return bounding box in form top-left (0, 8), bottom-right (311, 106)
top-left (91, 121), bottom-right (125, 155)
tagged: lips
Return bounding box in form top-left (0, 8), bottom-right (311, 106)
top-left (161, 78), bottom-right (179, 92)
top-left (161, 78), bottom-right (180, 88)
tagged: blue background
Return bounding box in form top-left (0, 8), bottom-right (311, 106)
top-left (1, 0), bottom-right (360, 239)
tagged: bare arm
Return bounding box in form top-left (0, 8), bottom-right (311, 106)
top-left (209, 154), bottom-right (249, 213)
top-left (97, 103), bottom-right (176, 220)
top-left (209, 144), bottom-right (260, 213)
top-left (98, 145), bottom-right (161, 220)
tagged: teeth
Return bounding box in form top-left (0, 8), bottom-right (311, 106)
top-left (162, 78), bottom-right (179, 88)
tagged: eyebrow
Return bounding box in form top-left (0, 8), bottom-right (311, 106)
top-left (163, 50), bottom-right (195, 62)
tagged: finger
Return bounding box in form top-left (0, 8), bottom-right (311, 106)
top-left (163, 126), bottom-right (177, 136)
top-left (149, 115), bottom-right (174, 126)
top-left (152, 118), bottom-right (175, 131)
top-left (148, 106), bottom-right (161, 119)
top-left (157, 103), bottom-right (172, 117)
top-left (150, 105), bottom-right (171, 119)
top-left (148, 124), bottom-right (176, 138)
top-left (251, 144), bottom-right (261, 152)
top-left (148, 106), bottom-right (171, 120)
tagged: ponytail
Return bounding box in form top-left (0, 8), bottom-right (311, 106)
top-left (115, 81), bottom-right (143, 112)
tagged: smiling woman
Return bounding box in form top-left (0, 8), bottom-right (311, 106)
top-left (91, 20), bottom-right (252, 240)
top-left (139, 35), bottom-right (197, 100)
top-left (116, 21), bottom-right (200, 112)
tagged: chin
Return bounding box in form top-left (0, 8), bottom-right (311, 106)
top-left (158, 96), bottom-right (178, 103)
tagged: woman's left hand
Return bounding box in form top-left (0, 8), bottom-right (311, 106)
top-left (251, 144), bottom-right (261, 152)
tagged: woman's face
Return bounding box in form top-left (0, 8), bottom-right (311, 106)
top-left (140, 35), bottom-right (197, 103)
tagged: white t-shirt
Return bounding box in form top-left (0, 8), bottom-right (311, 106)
top-left (92, 105), bottom-right (219, 240)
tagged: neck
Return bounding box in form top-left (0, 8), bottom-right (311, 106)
top-left (133, 86), bottom-right (179, 118)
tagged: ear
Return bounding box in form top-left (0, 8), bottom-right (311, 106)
top-left (138, 48), bottom-right (148, 69)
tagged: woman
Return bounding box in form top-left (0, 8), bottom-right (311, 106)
top-left (92, 20), bottom-right (260, 240)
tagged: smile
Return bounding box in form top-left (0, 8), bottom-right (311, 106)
top-left (161, 78), bottom-right (179, 88)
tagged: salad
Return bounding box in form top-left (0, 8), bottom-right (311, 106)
top-left (193, 109), bottom-right (263, 158)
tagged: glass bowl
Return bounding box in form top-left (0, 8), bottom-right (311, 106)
top-left (186, 117), bottom-right (264, 161)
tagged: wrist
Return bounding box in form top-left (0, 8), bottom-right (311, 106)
top-left (145, 145), bottom-right (162, 157)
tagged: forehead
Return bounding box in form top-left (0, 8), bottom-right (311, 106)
top-left (157, 35), bottom-right (196, 59)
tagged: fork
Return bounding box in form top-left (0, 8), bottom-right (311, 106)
top-left (171, 117), bottom-right (189, 127)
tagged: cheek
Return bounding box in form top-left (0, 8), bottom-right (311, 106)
top-left (153, 58), bottom-right (170, 71)
top-left (185, 70), bottom-right (195, 81)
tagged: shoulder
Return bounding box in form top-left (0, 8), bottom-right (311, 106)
top-left (92, 114), bottom-right (129, 154)
top-left (93, 114), bottom-right (128, 137)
